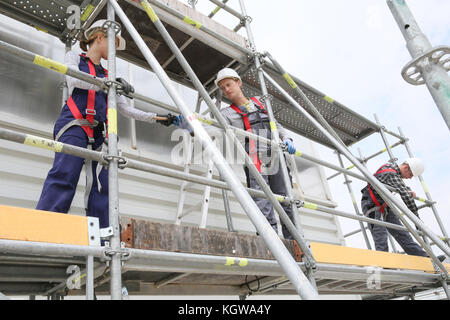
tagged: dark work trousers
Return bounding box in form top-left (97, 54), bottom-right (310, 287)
top-left (365, 205), bottom-right (427, 257)
top-left (36, 125), bottom-right (109, 229)
top-left (245, 159), bottom-right (295, 240)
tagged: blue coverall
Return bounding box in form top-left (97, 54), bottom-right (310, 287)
top-left (36, 54), bottom-right (110, 229)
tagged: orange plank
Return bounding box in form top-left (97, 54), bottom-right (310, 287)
top-left (310, 242), bottom-right (450, 273)
top-left (0, 205), bottom-right (89, 246)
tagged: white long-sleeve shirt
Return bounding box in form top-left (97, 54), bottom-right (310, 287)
top-left (64, 51), bottom-right (156, 123)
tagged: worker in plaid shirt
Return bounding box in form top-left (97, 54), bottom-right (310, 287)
top-left (361, 158), bottom-right (427, 257)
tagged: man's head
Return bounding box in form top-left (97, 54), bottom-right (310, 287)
top-left (215, 68), bottom-right (243, 102)
top-left (399, 158), bottom-right (424, 179)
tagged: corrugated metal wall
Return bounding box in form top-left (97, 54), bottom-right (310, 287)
top-left (0, 15), bottom-right (345, 246)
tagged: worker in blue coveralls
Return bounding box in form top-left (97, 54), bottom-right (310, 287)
top-left (174, 68), bottom-right (298, 240)
top-left (36, 20), bottom-right (175, 232)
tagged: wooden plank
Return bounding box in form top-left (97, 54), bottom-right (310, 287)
top-left (120, 219), bottom-right (302, 261)
top-left (121, 218), bottom-right (450, 273)
top-left (0, 205), bottom-right (89, 246)
top-left (310, 242), bottom-right (450, 273)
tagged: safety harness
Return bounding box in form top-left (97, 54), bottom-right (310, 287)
top-left (367, 164), bottom-right (398, 215)
top-left (230, 97), bottom-right (268, 172)
top-left (56, 53), bottom-right (109, 211)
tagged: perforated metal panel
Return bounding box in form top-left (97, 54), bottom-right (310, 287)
top-left (0, 0), bottom-right (95, 37)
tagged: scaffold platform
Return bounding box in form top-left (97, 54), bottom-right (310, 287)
top-left (0, 206), bottom-right (448, 298)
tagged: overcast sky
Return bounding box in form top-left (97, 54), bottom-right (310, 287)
top-left (191, 0), bottom-right (450, 255)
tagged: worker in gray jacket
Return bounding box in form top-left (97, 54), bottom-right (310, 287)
top-left (175, 68), bottom-right (298, 239)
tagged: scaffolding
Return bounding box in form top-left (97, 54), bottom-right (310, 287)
top-left (0, 0), bottom-right (448, 300)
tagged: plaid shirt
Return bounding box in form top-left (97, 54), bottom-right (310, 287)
top-left (368, 163), bottom-right (418, 214)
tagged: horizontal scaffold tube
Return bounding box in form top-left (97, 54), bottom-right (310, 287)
top-left (0, 127), bottom-right (107, 165)
top-left (0, 40), bottom-right (103, 88)
top-left (0, 239), bottom-right (104, 258)
top-left (327, 139), bottom-right (406, 180)
top-left (301, 201), bottom-right (424, 236)
top-left (207, 0), bottom-right (244, 20)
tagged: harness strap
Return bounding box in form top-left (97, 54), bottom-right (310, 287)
top-left (230, 99), bottom-right (264, 172)
top-left (367, 165), bottom-right (397, 214)
top-left (250, 97), bottom-right (267, 114)
top-left (55, 119), bottom-right (99, 142)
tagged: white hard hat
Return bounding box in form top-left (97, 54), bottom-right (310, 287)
top-left (215, 68), bottom-right (241, 86)
top-left (84, 19), bottom-right (126, 51)
top-left (404, 158), bottom-right (424, 177)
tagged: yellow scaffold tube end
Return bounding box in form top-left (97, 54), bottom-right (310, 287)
top-left (303, 202), bottom-right (318, 210)
top-left (108, 108), bottom-right (118, 135)
top-left (282, 73), bottom-right (297, 89)
top-left (33, 55), bottom-right (67, 74)
top-left (183, 16), bottom-right (202, 29)
top-left (324, 95), bottom-right (334, 103)
top-left (81, 4), bottom-right (95, 22)
top-left (24, 135), bottom-right (63, 153)
top-left (269, 121), bottom-right (277, 131)
top-left (141, 0), bottom-right (159, 23)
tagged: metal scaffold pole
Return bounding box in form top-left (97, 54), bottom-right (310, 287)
top-left (336, 152), bottom-right (372, 250)
top-left (373, 114), bottom-right (400, 253)
top-left (110, 0), bottom-right (319, 300)
top-left (105, 1), bottom-right (123, 300)
top-left (374, 114), bottom-right (398, 164)
top-left (386, 0), bottom-right (450, 130)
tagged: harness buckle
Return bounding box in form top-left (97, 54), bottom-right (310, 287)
top-left (86, 109), bottom-right (96, 116)
top-left (260, 94), bottom-right (273, 104)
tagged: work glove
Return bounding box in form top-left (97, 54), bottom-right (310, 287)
top-left (173, 115), bottom-right (192, 132)
top-left (116, 77), bottom-right (135, 97)
top-left (155, 113), bottom-right (177, 127)
top-left (283, 139), bottom-right (296, 154)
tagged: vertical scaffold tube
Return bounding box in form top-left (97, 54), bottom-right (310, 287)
top-left (106, 2), bottom-right (122, 300)
top-left (386, 0), bottom-right (450, 130)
